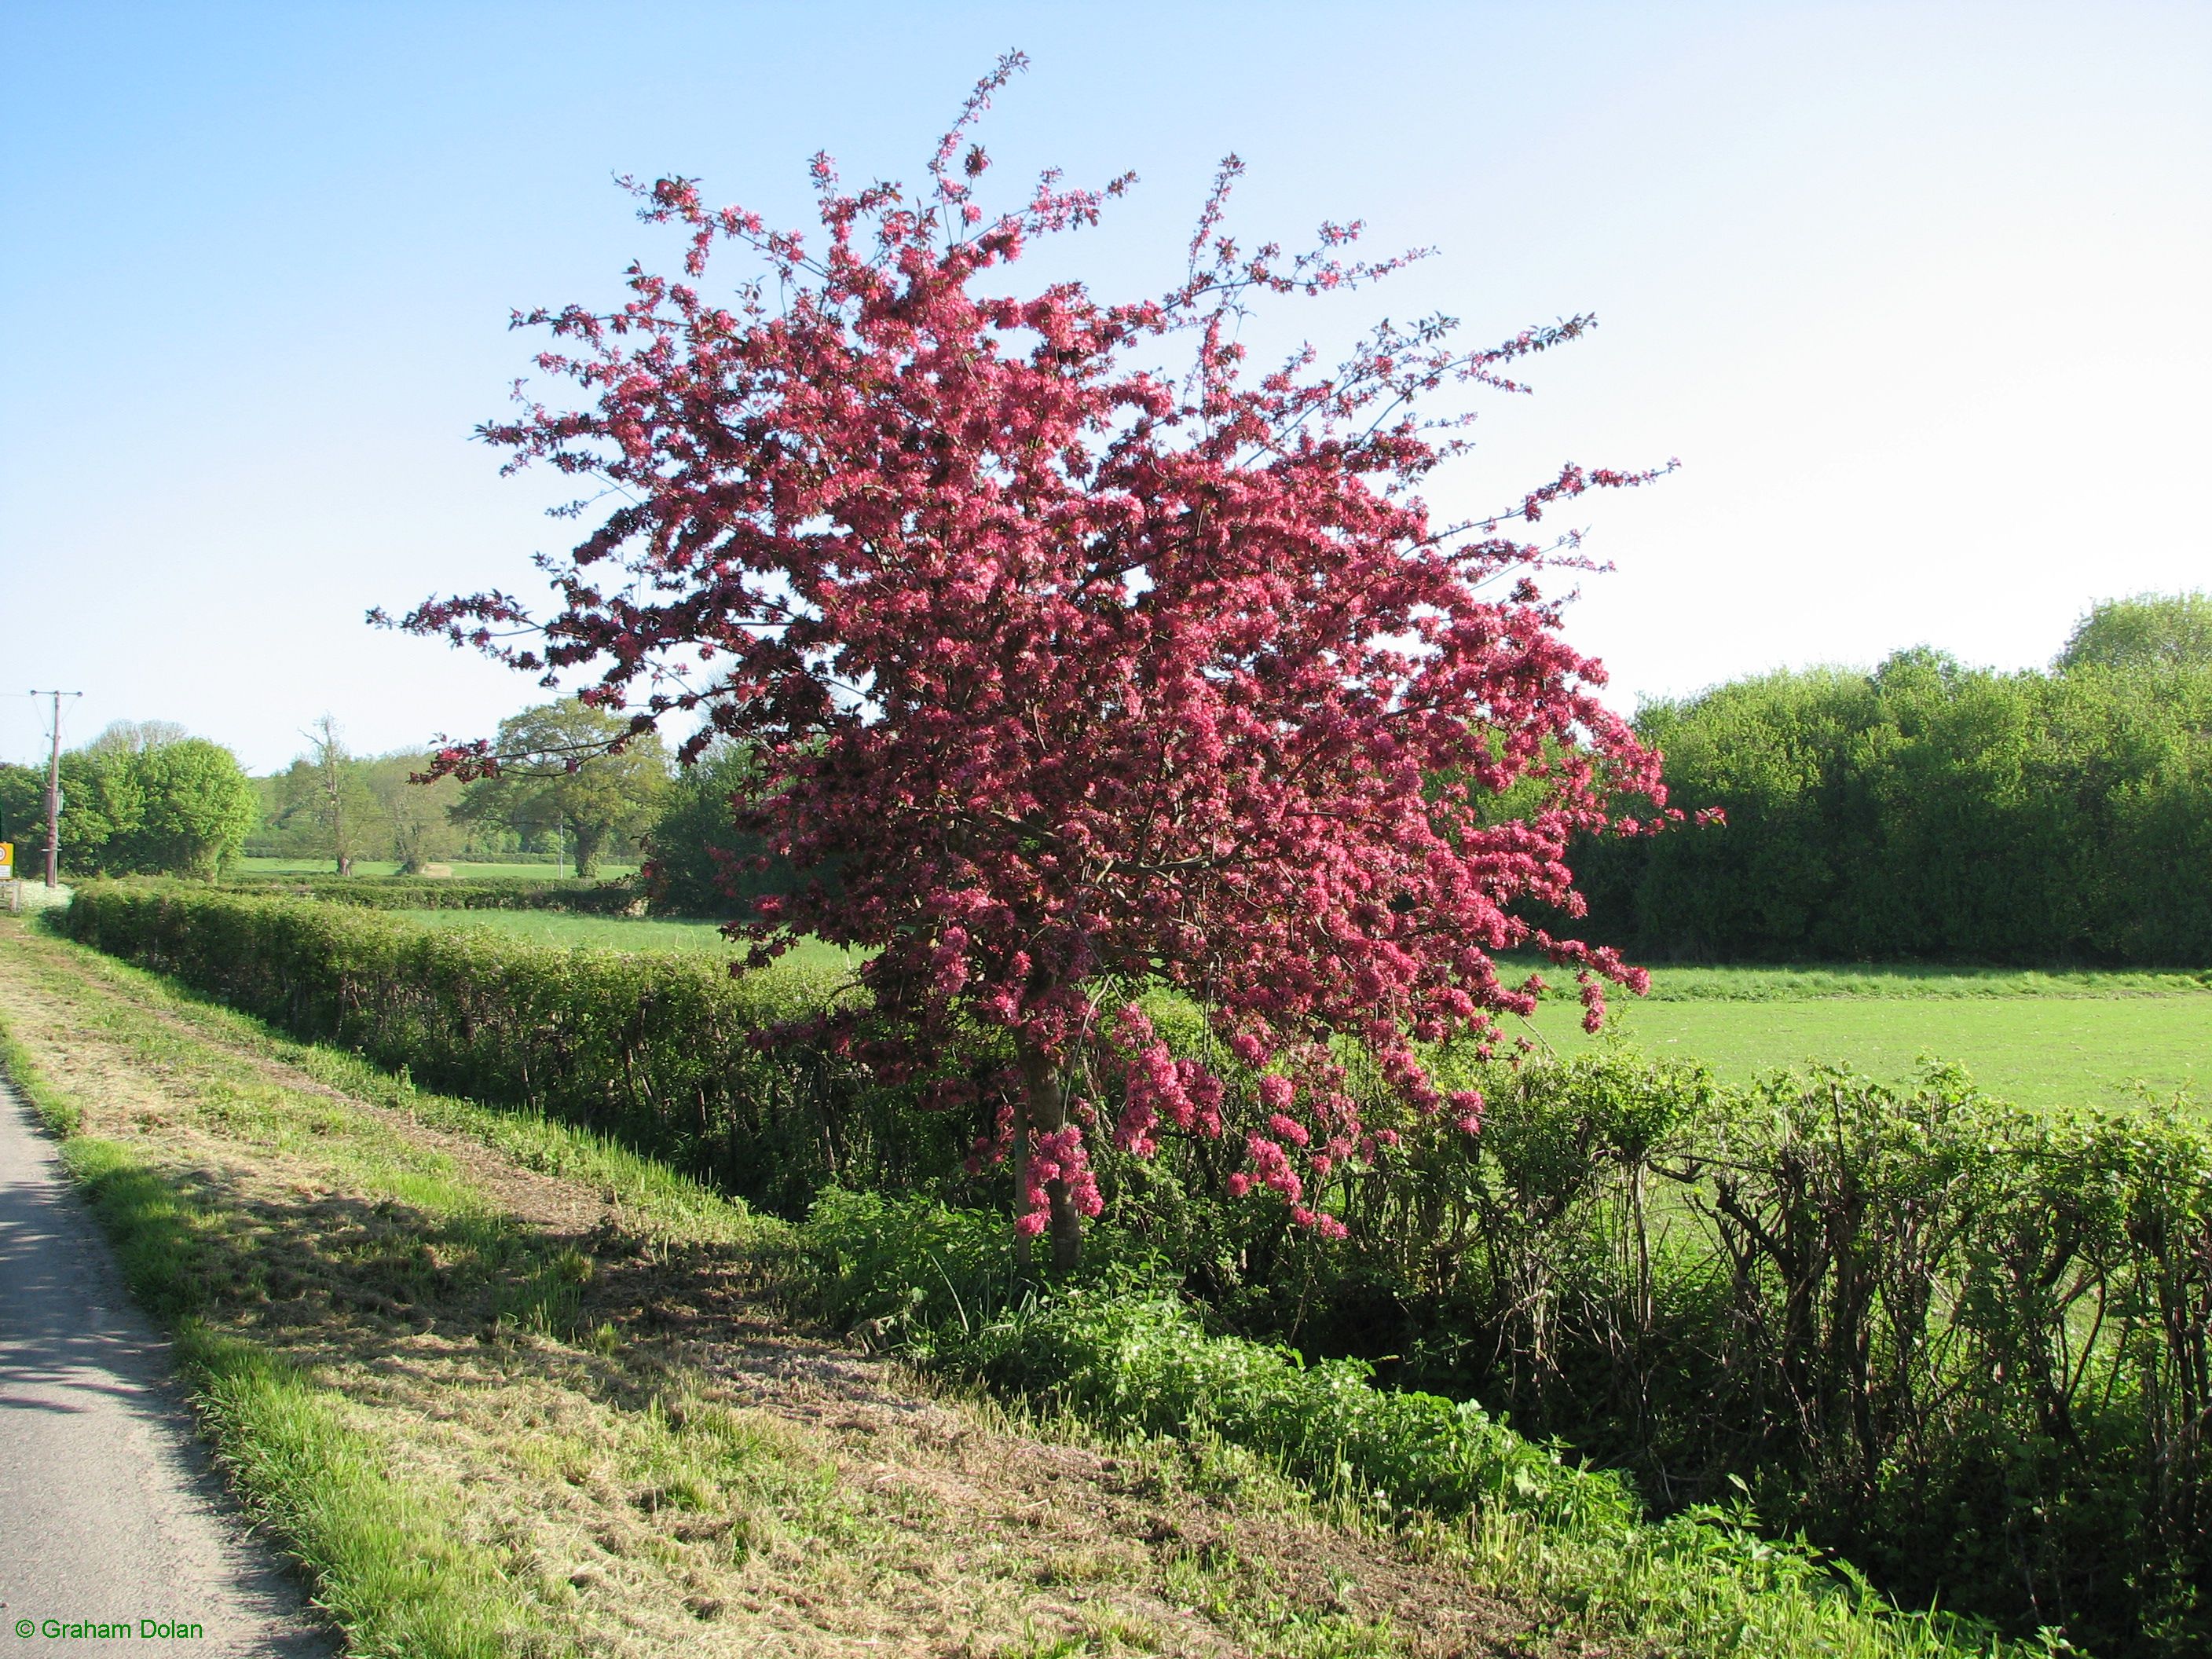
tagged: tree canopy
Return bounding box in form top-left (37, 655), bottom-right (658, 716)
top-left (456, 699), bottom-right (670, 877)
top-left (2056, 590), bottom-right (2212, 674)
top-left (1572, 612), bottom-right (2212, 964)
top-left (400, 59), bottom-right (1672, 1265)
top-left (2, 728), bottom-right (255, 880)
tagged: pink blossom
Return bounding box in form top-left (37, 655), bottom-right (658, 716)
top-left (404, 60), bottom-right (1670, 1254)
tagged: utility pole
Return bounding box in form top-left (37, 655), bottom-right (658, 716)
top-left (27, 690), bottom-right (83, 888)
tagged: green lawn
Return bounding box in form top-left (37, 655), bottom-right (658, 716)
top-left (1520, 991), bottom-right (2211, 1110)
top-left (1621, 961), bottom-right (2212, 1001)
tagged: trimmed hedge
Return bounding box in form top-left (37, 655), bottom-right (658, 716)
top-left (218, 873), bottom-right (646, 914)
top-left (63, 880), bottom-right (965, 1214)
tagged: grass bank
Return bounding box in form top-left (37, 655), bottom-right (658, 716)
top-left (0, 917), bottom-right (1554, 1656)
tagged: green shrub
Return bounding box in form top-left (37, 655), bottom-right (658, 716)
top-left (6, 737), bottom-right (258, 879)
top-left (218, 873), bottom-right (645, 914)
top-left (64, 879), bottom-right (968, 1214)
top-left (1241, 1053), bottom-right (2212, 1657)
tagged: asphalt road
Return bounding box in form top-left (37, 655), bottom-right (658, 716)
top-left (0, 1079), bottom-right (331, 1656)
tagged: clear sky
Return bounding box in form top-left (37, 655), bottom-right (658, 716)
top-left (3, 1), bottom-right (2207, 774)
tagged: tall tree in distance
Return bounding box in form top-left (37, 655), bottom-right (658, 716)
top-left (396, 57), bottom-right (1678, 1269)
top-left (281, 716), bottom-right (374, 876)
top-left (364, 753), bottom-right (464, 873)
top-left (87, 719), bottom-right (190, 756)
top-left (456, 700), bottom-right (670, 877)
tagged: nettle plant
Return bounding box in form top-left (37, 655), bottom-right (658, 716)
top-left (399, 57), bottom-right (1681, 1269)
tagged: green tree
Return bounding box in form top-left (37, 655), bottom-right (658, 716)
top-left (1575, 643), bottom-right (2212, 964)
top-left (273, 716), bottom-right (378, 875)
top-left (459, 700), bottom-right (669, 877)
top-left (364, 752), bottom-right (464, 873)
top-left (87, 719), bottom-right (190, 756)
top-left (6, 728), bottom-right (254, 879)
top-left (641, 743), bottom-right (806, 915)
top-left (115, 739), bottom-right (258, 878)
top-left (64, 750), bottom-right (147, 869)
top-left (2056, 591), bottom-right (2212, 673)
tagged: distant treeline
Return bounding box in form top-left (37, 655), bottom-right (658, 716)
top-left (1574, 594), bottom-right (2212, 964)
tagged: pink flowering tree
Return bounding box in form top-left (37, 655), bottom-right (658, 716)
top-left (396, 57), bottom-right (1677, 1272)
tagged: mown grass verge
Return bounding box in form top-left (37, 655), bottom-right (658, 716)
top-left (0, 919), bottom-right (1551, 1656)
top-left (0, 1023), bottom-right (548, 1658)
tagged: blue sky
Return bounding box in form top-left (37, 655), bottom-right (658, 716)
top-left (3, 1), bottom-right (2207, 773)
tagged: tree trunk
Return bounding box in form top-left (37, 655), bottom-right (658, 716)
top-left (571, 819), bottom-right (606, 879)
top-left (1018, 1043), bottom-right (1083, 1276)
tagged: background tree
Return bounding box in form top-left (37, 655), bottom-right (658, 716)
top-left (276, 715), bottom-right (377, 875)
top-left (400, 60), bottom-right (1671, 1269)
top-left (641, 742), bottom-right (810, 915)
top-left (119, 738), bottom-right (258, 878)
top-left (7, 730), bottom-right (253, 878)
top-left (87, 719), bottom-right (190, 756)
top-left (0, 764), bottom-right (49, 859)
top-left (1569, 603), bottom-right (2212, 964)
top-left (456, 699), bottom-right (669, 877)
top-left (2056, 589), bottom-right (2212, 673)
top-left (364, 752), bottom-right (464, 873)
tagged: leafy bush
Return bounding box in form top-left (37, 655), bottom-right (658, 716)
top-left (1237, 1053), bottom-right (2212, 1657)
top-left (64, 880), bottom-right (966, 1214)
top-left (806, 1190), bottom-right (2047, 1659)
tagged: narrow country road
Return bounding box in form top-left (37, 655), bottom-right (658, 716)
top-left (0, 1078), bottom-right (330, 1656)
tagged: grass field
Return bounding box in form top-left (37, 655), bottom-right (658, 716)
top-left (1520, 987), bottom-right (2211, 1108)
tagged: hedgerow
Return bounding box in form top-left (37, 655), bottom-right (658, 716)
top-left (63, 879), bottom-right (966, 1214)
top-left (218, 873), bottom-right (644, 914)
top-left (808, 1191), bottom-right (2053, 1658)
